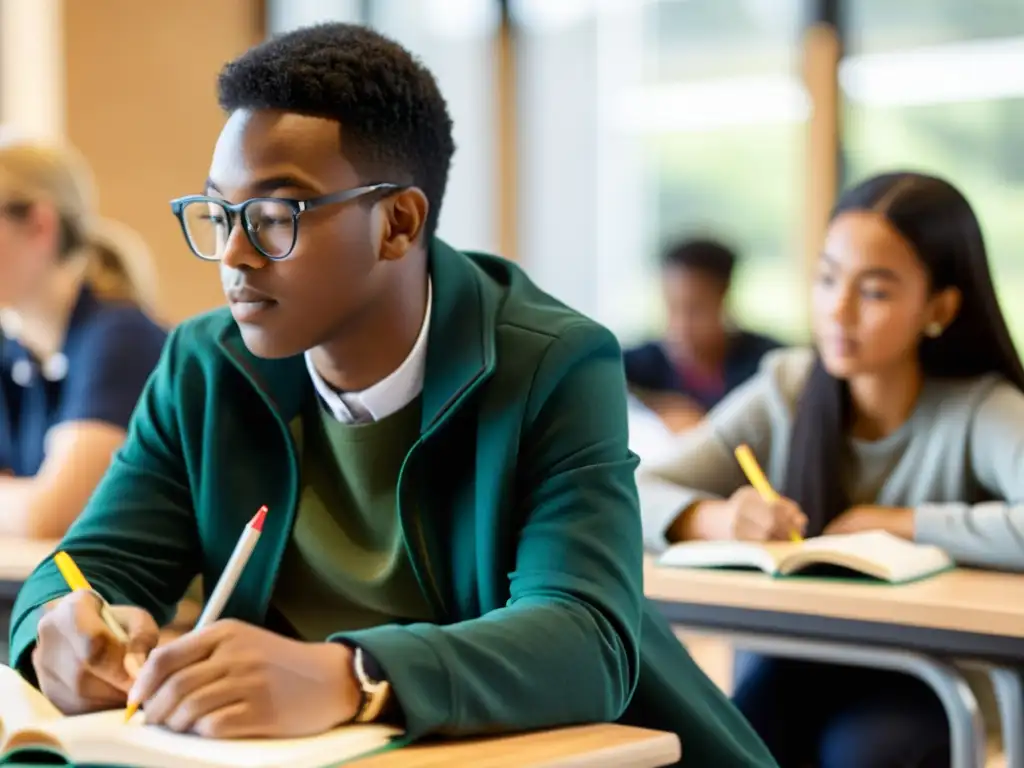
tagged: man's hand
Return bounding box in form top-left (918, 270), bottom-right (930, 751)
top-left (33, 591), bottom-right (159, 715)
top-left (130, 619), bottom-right (361, 739)
top-left (824, 505), bottom-right (915, 539)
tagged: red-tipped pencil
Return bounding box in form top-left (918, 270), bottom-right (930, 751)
top-left (195, 505), bottom-right (268, 629)
top-left (124, 505), bottom-right (268, 723)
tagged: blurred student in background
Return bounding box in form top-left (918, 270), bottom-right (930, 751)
top-left (624, 238), bottom-right (780, 432)
top-left (638, 171), bottom-right (1024, 766)
top-left (0, 136), bottom-right (166, 539)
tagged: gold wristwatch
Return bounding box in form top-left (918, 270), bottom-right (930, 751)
top-left (352, 646), bottom-right (392, 723)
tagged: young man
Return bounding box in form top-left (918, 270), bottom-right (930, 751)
top-left (9, 24), bottom-right (774, 767)
top-left (625, 239), bottom-right (781, 430)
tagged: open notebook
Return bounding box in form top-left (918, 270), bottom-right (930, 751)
top-left (0, 665), bottom-right (406, 767)
top-left (658, 530), bottom-right (954, 584)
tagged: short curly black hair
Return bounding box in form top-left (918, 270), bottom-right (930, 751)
top-left (662, 238), bottom-right (736, 285)
top-left (217, 22), bottom-right (455, 239)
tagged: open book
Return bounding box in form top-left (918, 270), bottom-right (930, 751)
top-left (657, 530), bottom-right (954, 584)
top-left (0, 665), bottom-right (406, 767)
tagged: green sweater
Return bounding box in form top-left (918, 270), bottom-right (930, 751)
top-left (274, 399), bottom-right (432, 640)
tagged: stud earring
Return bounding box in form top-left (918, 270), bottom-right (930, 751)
top-left (925, 322), bottom-right (943, 338)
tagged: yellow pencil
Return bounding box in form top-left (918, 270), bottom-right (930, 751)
top-left (733, 445), bottom-right (803, 542)
top-left (123, 698), bottom-right (140, 725)
top-left (53, 551), bottom-right (92, 592)
top-left (53, 552), bottom-right (143, 719)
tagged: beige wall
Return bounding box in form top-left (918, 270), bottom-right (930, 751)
top-left (4, 0), bottom-right (264, 324)
top-left (0, 0), bottom-right (65, 140)
top-left (64, 0), bottom-right (264, 323)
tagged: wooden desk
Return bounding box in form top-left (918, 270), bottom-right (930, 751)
top-left (0, 538), bottom-right (57, 598)
top-left (646, 558), bottom-right (1024, 768)
top-left (352, 724), bottom-right (681, 768)
top-left (645, 558), bottom-right (1024, 659)
top-left (0, 550), bottom-right (683, 768)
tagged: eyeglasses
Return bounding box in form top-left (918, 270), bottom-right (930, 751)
top-left (169, 183), bottom-right (404, 262)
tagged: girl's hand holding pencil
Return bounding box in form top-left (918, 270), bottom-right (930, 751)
top-left (716, 486), bottom-right (808, 542)
top-left (723, 444), bottom-right (807, 542)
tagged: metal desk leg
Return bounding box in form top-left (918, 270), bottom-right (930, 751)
top-left (989, 667), bottom-right (1023, 768)
top-left (679, 629), bottom-right (986, 768)
top-left (963, 662), bottom-right (1023, 768)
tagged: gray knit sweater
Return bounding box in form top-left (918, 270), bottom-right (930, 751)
top-left (639, 347), bottom-right (1024, 571)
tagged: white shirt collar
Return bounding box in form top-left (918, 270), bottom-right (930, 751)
top-left (305, 280), bottom-right (432, 424)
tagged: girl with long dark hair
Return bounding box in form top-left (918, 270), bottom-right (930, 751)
top-left (638, 171), bottom-right (1024, 766)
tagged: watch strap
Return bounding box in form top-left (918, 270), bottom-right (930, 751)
top-left (352, 646), bottom-right (391, 723)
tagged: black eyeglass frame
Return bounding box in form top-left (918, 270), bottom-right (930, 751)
top-left (169, 182), bottom-right (406, 262)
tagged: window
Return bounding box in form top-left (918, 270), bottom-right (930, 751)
top-left (366, 0), bottom-right (499, 254)
top-left (514, 0), bottom-right (809, 345)
top-left (266, 0), bottom-right (500, 254)
top-left (844, 0), bottom-right (1024, 342)
top-left (264, 1), bottom-right (1024, 351)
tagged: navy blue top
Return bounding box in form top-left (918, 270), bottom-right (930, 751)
top-left (624, 329), bottom-right (781, 411)
top-left (0, 287), bottom-right (167, 477)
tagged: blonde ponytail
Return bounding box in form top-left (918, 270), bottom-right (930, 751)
top-left (0, 133), bottom-right (158, 315)
top-left (84, 218), bottom-right (158, 316)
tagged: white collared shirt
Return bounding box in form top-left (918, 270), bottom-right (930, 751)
top-left (305, 281), bottom-right (432, 424)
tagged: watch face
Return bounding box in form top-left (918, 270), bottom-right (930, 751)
top-left (355, 646), bottom-right (384, 685)
top-left (353, 646), bottom-right (374, 686)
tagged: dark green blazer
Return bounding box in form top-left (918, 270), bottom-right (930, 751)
top-left (9, 240), bottom-right (775, 767)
